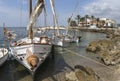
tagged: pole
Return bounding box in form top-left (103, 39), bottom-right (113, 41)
top-left (3, 23), bottom-right (6, 55)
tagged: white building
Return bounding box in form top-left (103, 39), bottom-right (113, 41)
top-left (100, 18), bottom-right (116, 27)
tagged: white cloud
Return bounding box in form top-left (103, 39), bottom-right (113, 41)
top-left (83, 0), bottom-right (120, 23)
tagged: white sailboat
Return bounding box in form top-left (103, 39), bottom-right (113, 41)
top-left (0, 48), bottom-right (8, 66)
top-left (0, 25), bottom-right (8, 67)
top-left (50, 0), bottom-right (80, 47)
top-left (63, 2), bottom-right (81, 44)
top-left (9, 0), bottom-right (52, 76)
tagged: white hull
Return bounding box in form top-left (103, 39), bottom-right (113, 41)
top-left (0, 48), bottom-right (8, 66)
top-left (52, 34), bottom-right (81, 47)
top-left (52, 36), bottom-right (70, 47)
top-left (10, 37), bottom-right (52, 75)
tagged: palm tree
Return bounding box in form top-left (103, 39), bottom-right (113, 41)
top-left (85, 15), bottom-right (89, 27)
top-left (96, 18), bottom-right (100, 27)
top-left (76, 15), bottom-right (81, 26)
top-left (91, 15), bottom-right (95, 25)
top-left (80, 17), bottom-right (85, 27)
top-left (67, 17), bottom-right (71, 26)
top-left (70, 20), bottom-right (77, 27)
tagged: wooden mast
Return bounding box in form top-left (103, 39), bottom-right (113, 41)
top-left (3, 23), bottom-right (6, 55)
top-left (29, 0), bottom-right (32, 18)
top-left (29, 0), bottom-right (33, 43)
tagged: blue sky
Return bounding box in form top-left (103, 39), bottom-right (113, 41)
top-left (0, 0), bottom-right (120, 27)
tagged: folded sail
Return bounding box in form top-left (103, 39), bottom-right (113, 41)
top-left (27, 0), bottom-right (44, 31)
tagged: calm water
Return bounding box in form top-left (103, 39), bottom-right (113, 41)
top-left (0, 27), bottom-right (106, 81)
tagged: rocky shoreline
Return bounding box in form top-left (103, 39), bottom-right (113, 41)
top-left (70, 27), bottom-right (118, 33)
top-left (86, 29), bottom-right (120, 66)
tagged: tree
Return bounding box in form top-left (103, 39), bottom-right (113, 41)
top-left (85, 15), bottom-right (89, 27)
top-left (76, 15), bottom-right (81, 26)
top-left (67, 18), bottom-right (71, 25)
top-left (80, 17), bottom-right (85, 27)
top-left (96, 18), bottom-right (100, 27)
top-left (70, 20), bottom-right (77, 27)
top-left (91, 15), bottom-right (95, 25)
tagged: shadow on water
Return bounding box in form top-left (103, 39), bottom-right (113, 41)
top-left (0, 60), bottom-right (32, 81)
top-left (34, 46), bottom-right (74, 81)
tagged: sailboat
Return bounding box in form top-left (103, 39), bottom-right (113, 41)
top-left (0, 48), bottom-right (8, 66)
top-left (0, 25), bottom-right (8, 67)
top-left (62, 2), bottom-right (81, 44)
top-left (9, 0), bottom-right (52, 76)
top-left (50, 0), bottom-right (80, 47)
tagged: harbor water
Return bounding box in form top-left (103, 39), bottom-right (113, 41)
top-left (0, 27), bottom-right (115, 81)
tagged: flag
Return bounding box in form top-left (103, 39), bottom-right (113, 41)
top-left (3, 27), bottom-right (7, 34)
top-left (3, 23), bottom-right (7, 35)
top-left (7, 31), bottom-right (17, 40)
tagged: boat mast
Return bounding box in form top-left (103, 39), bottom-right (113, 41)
top-left (66, 2), bottom-right (79, 34)
top-left (28, 0), bottom-right (33, 42)
top-left (29, 0), bottom-right (32, 18)
top-left (3, 23), bottom-right (6, 55)
top-left (50, 0), bottom-right (59, 36)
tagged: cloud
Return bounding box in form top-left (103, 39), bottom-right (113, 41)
top-left (83, 0), bottom-right (120, 23)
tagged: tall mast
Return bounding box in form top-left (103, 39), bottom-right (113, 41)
top-left (28, 0), bottom-right (33, 42)
top-left (66, 2), bottom-right (79, 34)
top-left (29, 0), bottom-right (32, 18)
top-left (50, 0), bottom-right (59, 36)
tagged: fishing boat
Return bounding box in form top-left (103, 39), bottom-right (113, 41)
top-left (0, 48), bottom-right (8, 66)
top-left (9, 0), bottom-right (52, 77)
top-left (50, 0), bottom-right (81, 47)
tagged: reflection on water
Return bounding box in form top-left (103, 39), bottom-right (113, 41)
top-left (0, 27), bottom-right (106, 81)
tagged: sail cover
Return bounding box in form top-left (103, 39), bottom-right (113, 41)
top-left (27, 0), bottom-right (44, 31)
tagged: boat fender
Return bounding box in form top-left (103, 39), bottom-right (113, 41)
top-left (27, 55), bottom-right (39, 69)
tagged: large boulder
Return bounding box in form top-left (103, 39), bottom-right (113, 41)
top-left (86, 39), bottom-right (113, 53)
top-left (100, 49), bottom-right (120, 65)
top-left (86, 41), bottom-right (100, 52)
top-left (65, 65), bottom-right (100, 81)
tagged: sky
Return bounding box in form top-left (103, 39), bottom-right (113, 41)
top-left (0, 0), bottom-right (120, 27)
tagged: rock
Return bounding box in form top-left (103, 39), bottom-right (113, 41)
top-left (65, 65), bottom-right (100, 81)
top-left (86, 39), bottom-right (113, 53)
top-left (86, 41), bottom-right (100, 52)
top-left (66, 71), bottom-right (78, 81)
top-left (115, 65), bottom-right (120, 74)
top-left (100, 49), bottom-right (120, 65)
top-left (86, 31), bottom-right (120, 65)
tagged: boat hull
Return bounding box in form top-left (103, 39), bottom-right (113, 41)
top-left (52, 37), bottom-right (70, 47)
top-left (0, 48), bottom-right (8, 66)
top-left (10, 43), bottom-right (52, 76)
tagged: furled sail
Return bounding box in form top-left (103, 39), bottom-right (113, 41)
top-left (49, 0), bottom-right (59, 36)
top-left (27, 0), bottom-right (44, 31)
